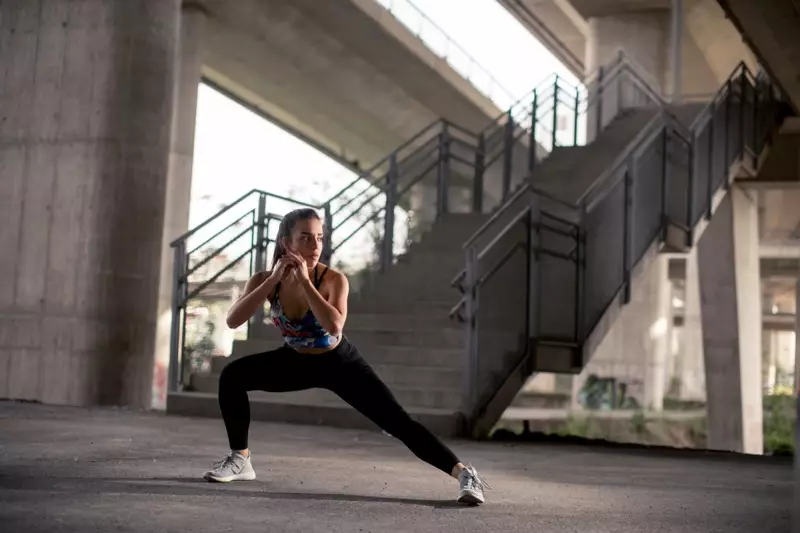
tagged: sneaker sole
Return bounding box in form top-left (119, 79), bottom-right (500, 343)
top-left (204, 471), bottom-right (257, 483)
top-left (457, 491), bottom-right (484, 505)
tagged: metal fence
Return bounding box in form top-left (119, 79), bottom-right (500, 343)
top-left (166, 51), bottom-right (699, 394)
top-left (450, 60), bottom-right (785, 434)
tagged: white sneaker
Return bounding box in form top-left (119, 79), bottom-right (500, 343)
top-left (203, 452), bottom-right (256, 483)
top-left (457, 465), bottom-right (491, 505)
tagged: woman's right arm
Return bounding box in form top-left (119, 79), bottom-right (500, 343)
top-left (225, 271), bottom-right (280, 329)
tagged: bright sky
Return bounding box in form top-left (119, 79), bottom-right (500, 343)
top-left (189, 0), bottom-right (580, 272)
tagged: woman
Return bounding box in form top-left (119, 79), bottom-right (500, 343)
top-left (202, 208), bottom-right (490, 505)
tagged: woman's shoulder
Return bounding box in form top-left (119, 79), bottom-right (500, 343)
top-left (319, 264), bottom-right (348, 285)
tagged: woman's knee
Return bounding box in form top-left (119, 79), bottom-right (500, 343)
top-left (219, 358), bottom-right (246, 392)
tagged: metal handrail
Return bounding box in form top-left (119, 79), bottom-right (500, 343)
top-left (170, 188), bottom-right (319, 246)
top-left (376, 0), bottom-right (516, 105)
top-left (461, 52), bottom-right (651, 251)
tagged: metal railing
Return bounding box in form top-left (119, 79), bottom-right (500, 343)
top-left (450, 59), bottom-right (785, 434)
top-left (167, 51), bottom-right (684, 393)
top-left (374, 0), bottom-right (517, 107)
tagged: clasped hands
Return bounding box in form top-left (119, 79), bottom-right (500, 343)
top-left (272, 250), bottom-right (312, 284)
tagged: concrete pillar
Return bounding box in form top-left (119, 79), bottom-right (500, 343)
top-left (0, 0), bottom-right (180, 408)
top-left (679, 249), bottom-right (706, 401)
top-left (574, 256), bottom-right (672, 411)
top-left (585, 10), bottom-right (669, 92)
top-left (152, 3), bottom-right (206, 409)
top-left (795, 279), bottom-right (800, 393)
top-left (697, 187), bottom-right (763, 454)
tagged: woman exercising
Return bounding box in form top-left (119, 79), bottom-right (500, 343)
top-left (202, 208), bottom-right (490, 504)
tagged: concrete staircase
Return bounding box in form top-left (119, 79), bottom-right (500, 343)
top-left (168, 212), bottom-right (492, 436)
top-left (167, 110), bottom-right (657, 437)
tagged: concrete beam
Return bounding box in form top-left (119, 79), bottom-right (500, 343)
top-left (569, 0), bottom-right (671, 18)
top-left (200, 0), bottom-right (503, 170)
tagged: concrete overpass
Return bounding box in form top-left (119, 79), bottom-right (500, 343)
top-left (498, 0), bottom-right (757, 99)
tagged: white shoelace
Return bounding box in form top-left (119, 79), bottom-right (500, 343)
top-left (462, 466), bottom-right (492, 492)
top-left (211, 454), bottom-right (238, 472)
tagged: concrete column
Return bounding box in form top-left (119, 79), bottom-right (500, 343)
top-left (0, 0), bottom-right (180, 408)
top-left (575, 255), bottom-right (672, 411)
top-left (584, 9), bottom-right (668, 140)
top-left (585, 11), bottom-right (669, 90)
top-left (680, 249), bottom-right (706, 401)
top-left (152, 3), bottom-right (207, 409)
top-left (697, 187), bottom-right (763, 454)
top-left (795, 279), bottom-right (799, 393)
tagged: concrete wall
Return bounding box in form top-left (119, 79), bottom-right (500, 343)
top-left (0, 0), bottom-right (179, 408)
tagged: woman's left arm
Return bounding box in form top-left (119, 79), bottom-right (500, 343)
top-left (299, 269), bottom-right (349, 336)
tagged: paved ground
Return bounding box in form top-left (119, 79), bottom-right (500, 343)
top-left (0, 401), bottom-right (793, 533)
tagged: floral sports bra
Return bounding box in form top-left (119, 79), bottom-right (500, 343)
top-left (269, 266), bottom-right (340, 350)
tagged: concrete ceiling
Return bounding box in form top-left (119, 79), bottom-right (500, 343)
top-left (716, 0), bottom-right (800, 112)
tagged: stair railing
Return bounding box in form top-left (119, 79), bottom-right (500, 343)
top-left (450, 59), bottom-right (786, 436)
top-left (166, 52), bottom-right (658, 393)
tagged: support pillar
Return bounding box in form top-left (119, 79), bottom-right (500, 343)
top-left (574, 256), bottom-right (672, 411)
top-left (697, 187), bottom-right (763, 454)
top-left (0, 0), bottom-right (180, 408)
top-left (680, 249), bottom-right (706, 401)
top-left (584, 9), bottom-right (669, 141)
top-left (152, 3), bottom-right (207, 409)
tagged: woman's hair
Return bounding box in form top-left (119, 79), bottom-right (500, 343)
top-left (270, 208), bottom-right (321, 268)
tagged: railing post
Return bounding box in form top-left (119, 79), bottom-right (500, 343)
top-left (437, 123), bottom-right (451, 219)
top-left (739, 72), bottom-right (747, 161)
top-left (463, 244), bottom-right (479, 420)
top-left (752, 76), bottom-right (759, 161)
top-left (623, 164), bottom-right (634, 304)
top-left (168, 242), bottom-right (186, 393)
top-left (661, 127), bottom-right (670, 241)
top-left (254, 193), bottom-right (267, 273)
top-left (322, 202), bottom-right (333, 265)
top-left (382, 153), bottom-right (398, 272)
top-left (706, 115), bottom-right (714, 219)
top-left (528, 90), bottom-right (538, 173)
top-left (575, 204), bottom-right (587, 345)
top-left (723, 79), bottom-right (731, 188)
top-left (473, 133), bottom-right (485, 213)
top-left (595, 66), bottom-right (604, 138)
top-left (573, 87), bottom-right (580, 146)
top-left (253, 193), bottom-right (267, 327)
top-left (527, 196), bottom-right (541, 343)
top-left (686, 131), bottom-right (696, 247)
top-left (551, 75), bottom-right (559, 149)
top-left (502, 111), bottom-right (514, 199)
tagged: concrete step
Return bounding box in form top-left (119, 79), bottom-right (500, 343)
top-left (347, 298), bottom-right (455, 315)
top-left (189, 372), bottom-right (463, 410)
top-left (343, 327), bottom-right (466, 351)
top-left (344, 312), bottom-right (458, 331)
top-left (167, 391), bottom-right (463, 437)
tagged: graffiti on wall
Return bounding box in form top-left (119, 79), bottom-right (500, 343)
top-left (578, 374), bottom-right (643, 410)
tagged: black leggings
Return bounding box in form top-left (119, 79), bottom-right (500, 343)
top-left (218, 337), bottom-right (461, 475)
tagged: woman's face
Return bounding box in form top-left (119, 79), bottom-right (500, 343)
top-left (285, 217), bottom-right (324, 267)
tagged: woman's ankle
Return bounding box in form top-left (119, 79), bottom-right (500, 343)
top-left (234, 449), bottom-right (249, 457)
